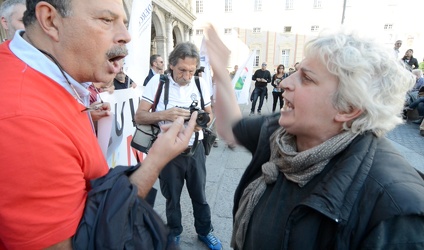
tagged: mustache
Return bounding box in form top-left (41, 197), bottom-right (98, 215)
top-left (106, 45), bottom-right (128, 59)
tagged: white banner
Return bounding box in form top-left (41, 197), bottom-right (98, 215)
top-left (124, 0), bottom-right (152, 86)
top-left (199, 37), bottom-right (213, 95)
top-left (231, 52), bottom-right (255, 104)
top-left (97, 87), bottom-right (145, 167)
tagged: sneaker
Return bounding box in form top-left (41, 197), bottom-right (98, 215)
top-left (257, 111), bottom-right (262, 115)
top-left (198, 232), bottom-right (222, 250)
top-left (168, 235), bottom-right (180, 247)
top-left (249, 111), bottom-right (254, 116)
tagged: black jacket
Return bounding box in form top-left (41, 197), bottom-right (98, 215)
top-left (72, 165), bottom-right (175, 250)
top-left (402, 56), bottom-right (419, 70)
top-left (233, 114), bottom-right (424, 249)
top-left (143, 69), bottom-right (155, 86)
top-left (252, 69), bottom-right (271, 88)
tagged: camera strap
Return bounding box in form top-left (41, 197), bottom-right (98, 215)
top-left (194, 76), bottom-right (205, 110)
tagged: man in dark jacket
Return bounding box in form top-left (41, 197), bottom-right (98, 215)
top-left (143, 54), bottom-right (164, 86)
top-left (250, 62), bottom-right (271, 115)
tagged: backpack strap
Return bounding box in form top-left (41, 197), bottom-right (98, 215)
top-left (152, 74), bottom-right (169, 111)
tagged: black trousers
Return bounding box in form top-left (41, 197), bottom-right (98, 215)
top-left (272, 91), bottom-right (284, 112)
top-left (159, 143), bottom-right (212, 236)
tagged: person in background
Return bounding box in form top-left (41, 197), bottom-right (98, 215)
top-left (205, 24), bottom-right (424, 249)
top-left (135, 42), bottom-right (222, 250)
top-left (0, 0), bottom-right (197, 248)
top-left (293, 62), bottom-right (300, 71)
top-left (250, 62), bottom-right (271, 115)
top-left (419, 57), bottom-right (424, 73)
top-left (403, 69), bottom-right (424, 121)
top-left (393, 39), bottom-right (402, 59)
top-left (0, 0), bottom-right (26, 41)
top-left (229, 64), bottom-right (238, 79)
top-left (114, 67), bottom-right (137, 89)
top-left (271, 64), bottom-right (288, 113)
top-left (143, 54), bottom-right (164, 86)
top-left (401, 49), bottom-right (419, 71)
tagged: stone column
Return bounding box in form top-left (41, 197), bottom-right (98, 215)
top-left (155, 35), bottom-right (167, 68)
top-left (184, 25), bottom-right (190, 42)
top-left (165, 13), bottom-right (174, 58)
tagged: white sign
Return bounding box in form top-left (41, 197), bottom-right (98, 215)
top-left (98, 87), bottom-right (145, 167)
top-left (125, 0), bottom-right (153, 85)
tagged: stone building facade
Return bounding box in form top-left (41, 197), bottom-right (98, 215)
top-left (0, 0), bottom-right (196, 65)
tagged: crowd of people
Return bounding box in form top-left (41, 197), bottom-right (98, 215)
top-left (1, 0), bottom-right (424, 249)
top-left (394, 40), bottom-right (424, 136)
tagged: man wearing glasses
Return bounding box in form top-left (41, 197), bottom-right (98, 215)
top-left (143, 54), bottom-right (164, 86)
top-left (250, 62), bottom-right (271, 115)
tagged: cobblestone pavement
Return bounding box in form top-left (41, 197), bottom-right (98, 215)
top-left (152, 88), bottom-right (424, 250)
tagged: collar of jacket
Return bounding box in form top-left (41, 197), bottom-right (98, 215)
top-left (297, 132), bottom-right (377, 224)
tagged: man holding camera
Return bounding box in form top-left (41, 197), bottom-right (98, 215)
top-left (135, 42), bottom-right (222, 250)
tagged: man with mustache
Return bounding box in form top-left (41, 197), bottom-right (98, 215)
top-left (135, 42), bottom-right (222, 250)
top-left (0, 0), bottom-right (196, 249)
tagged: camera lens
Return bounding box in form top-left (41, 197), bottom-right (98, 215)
top-left (196, 112), bottom-right (210, 128)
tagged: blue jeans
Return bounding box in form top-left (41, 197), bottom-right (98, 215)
top-left (409, 97), bottom-right (424, 116)
top-left (251, 86), bottom-right (267, 113)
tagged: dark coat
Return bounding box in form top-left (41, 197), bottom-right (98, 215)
top-left (233, 114), bottom-right (424, 249)
top-left (72, 165), bottom-right (174, 250)
top-left (402, 56), bottom-right (419, 70)
top-left (252, 69), bottom-right (271, 88)
top-left (144, 69), bottom-right (155, 86)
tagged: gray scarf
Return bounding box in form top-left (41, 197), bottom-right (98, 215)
top-left (231, 127), bottom-right (358, 249)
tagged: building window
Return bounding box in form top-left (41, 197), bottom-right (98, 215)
top-left (196, 29), bottom-right (203, 35)
top-left (313, 0), bottom-right (322, 8)
top-left (224, 28), bottom-right (232, 34)
top-left (253, 27), bottom-right (261, 33)
top-left (196, 0), bottom-right (203, 13)
top-left (225, 0), bottom-right (233, 12)
top-left (254, 50), bottom-right (260, 67)
top-left (311, 25), bottom-right (319, 32)
top-left (384, 23), bottom-right (393, 30)
top-left (281, 49), bottom-right (290, 67)
top-left (254, 0), bottom-right (263, 11)
top-left (284, 26), bottom-right (292, 33)
top-left (286, 0), bottom-right (294, 9)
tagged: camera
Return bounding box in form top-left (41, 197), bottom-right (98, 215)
top-left (179, 100), bottom-right (210, 128)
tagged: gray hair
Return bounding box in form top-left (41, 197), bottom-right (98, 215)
top-left (304, 30), bottom-right (415, 137)
top-left (23, 0), bottom-right (72, 26)
top-left (167, 42), bottom-right (199, 72)
top-left (0, 0), bottom-right (26, 22)
top-left (412, 69), bottom-right (423, 78)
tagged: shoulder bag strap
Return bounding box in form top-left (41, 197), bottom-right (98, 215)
top-left (152, 74), bottom-right (169, 111)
